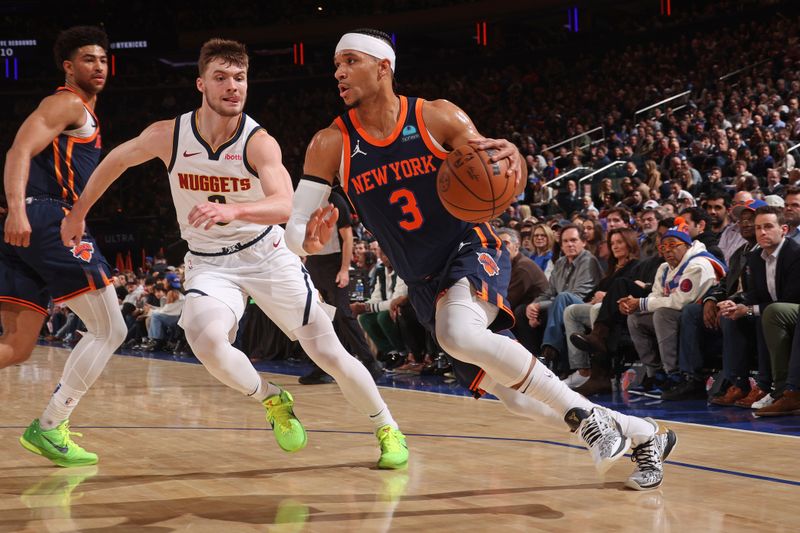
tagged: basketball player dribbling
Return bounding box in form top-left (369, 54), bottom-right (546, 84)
top-left (61, 39), bottom-right (408, 469)
top-left (286, 28), bottom-right (676, 490)
top-left (1, 26), bottom-right (127, 467)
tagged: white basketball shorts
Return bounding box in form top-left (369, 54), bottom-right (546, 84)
top-left (179, 225), bottom-right (330, 340)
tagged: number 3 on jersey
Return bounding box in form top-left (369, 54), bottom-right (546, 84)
top-left (389, 188), bottom-right (424, 231)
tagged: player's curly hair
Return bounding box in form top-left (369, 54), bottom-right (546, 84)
top-left (54, 26), bottom-right (108, 72)
top-left (198, 38), bottom-right (249, 76)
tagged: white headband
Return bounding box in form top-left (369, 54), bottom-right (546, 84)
top-left (335, 33), bottom-right (396, 72)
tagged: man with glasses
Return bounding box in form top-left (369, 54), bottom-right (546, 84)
top-left (526, 224), bottom-right (602, 366)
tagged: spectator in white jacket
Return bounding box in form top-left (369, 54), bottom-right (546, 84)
top-left (620, 217), bottom-right (726, 389)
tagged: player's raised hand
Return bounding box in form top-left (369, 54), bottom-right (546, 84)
top-left (60, 211), bottom-right (86, 247)
top-left (303, 204), bottom-right (339, 254)
top-left (4, 209), bottom-right (33, 247)
top-left (188, 201), bottom-right (238, 230)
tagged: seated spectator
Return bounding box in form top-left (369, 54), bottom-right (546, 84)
top-left (529, 223), bottom-right (556, 278)
top-left (123, 278), bottom-right (163, 347)
top-left (527, 177), bottom-right (556, 218)
top-left (718, 190), bottom-right (753, 263)
top-left (140, 286), bottom-right (185, 352)
top-left (497, 228), bottom-right (549, 309)
top-left (638, 207), bottom-right (663, 258)
top-left (643, 160), bottom-right (666, 199)
top-left (697, 167), bottom-right (727, 198)
top-left (582, 218), bottom-right (607, 267)
top-left (579, 195), bottom-right (600, 220)
top-left (556, 179), bottom-right (581, 216)
top-left (522, 224), bottom-right (602, 365)
top-left (761, 168), bottom-right (785, 197)
top-left (714, 206), bottom-right (800, 408)
top-left (663, 201), bottom-right (762, 401)
top-left (570, 218), bottom-right (675, 395)
top-left (623, 217), bottom-right (726, 398)
top-left (784, 187), bottom-right (800, 244)
top-left (773, 141), bottom-right (795, 178)
top-left (751, 144), bottom-right (775, 179)
top-left (605, 206), bottom-right (632, 230)
top-left (755, 310), bottom-right (800, 416)
top-left (562, 228), bottom-right (640, 389)
top-left (679, 206), bottom-right (724, 260)
top-left (703, 191), bottom-right (731, 239)
top-left (518, 222), bottom-right (535, 257)
top-left (350, 247), bottom-right (408, 369)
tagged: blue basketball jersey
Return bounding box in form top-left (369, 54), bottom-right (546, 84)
top-left (336, 95), bottom-right (473, 283)
top-left (27, 86), bottom-right (102, 203)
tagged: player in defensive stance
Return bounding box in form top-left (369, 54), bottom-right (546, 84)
top-left (61, 38), bottom-right (408, 469)
top-left (286, 28), bottom-right (675, 489)
top-left (2, 26), bottom-right (127, 467)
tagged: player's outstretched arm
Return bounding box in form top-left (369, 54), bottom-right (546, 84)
top-left (285, 126), bottom-right (341, 256)
top-left (4, 92), bottom-right (85, 247)
top-left (61, 120), bottom-right (173, 247)
top-left (423, 99), bottom-right (527, 197)
top-left (187, 130), bottom-right (293, 230)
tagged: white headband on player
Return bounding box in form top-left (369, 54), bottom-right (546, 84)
top-left (335, 33), bottom-right (396, 72)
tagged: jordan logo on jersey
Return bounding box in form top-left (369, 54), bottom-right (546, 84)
top-left (477, 252), bottom-right (500, 277)
top-left (351, 139), bottom-right (367, 157)
top-left (71, 241), bottom-right (95, 263)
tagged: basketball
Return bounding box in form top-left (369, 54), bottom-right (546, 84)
top-left (437, 145), bottom-right (514, 223)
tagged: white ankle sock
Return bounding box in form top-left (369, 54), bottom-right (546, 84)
top-left (518, 361), bottom-right (594, 418)
top-left (250, 378), bottom-right (281, 402)
top-left (369, 407), bottom-right (398, 431)
top-left (41, 382), bottom-right (82, 430)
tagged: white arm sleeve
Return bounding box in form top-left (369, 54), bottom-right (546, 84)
top-left (285, 178), bottom-right (332, 257)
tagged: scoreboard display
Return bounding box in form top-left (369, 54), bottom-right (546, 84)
top-left (0, 39), bottom-right (37, 80)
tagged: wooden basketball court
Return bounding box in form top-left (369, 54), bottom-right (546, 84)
top-left (0, 345), bottom-right (797, 532)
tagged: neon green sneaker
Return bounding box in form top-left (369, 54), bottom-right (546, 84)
top-left (19, 419), bottom-right (98, 467)
top-left (376, 425), bottom-right (409, 470)
top-left (263, 389), bottom-right (307, 452)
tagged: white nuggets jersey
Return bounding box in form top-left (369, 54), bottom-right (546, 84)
top-left (167, 110), bottom-right (267, 250)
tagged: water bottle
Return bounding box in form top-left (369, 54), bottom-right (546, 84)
top-left (355, 279), bottom-right (365, 302)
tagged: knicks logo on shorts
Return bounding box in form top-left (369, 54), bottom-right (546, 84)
top-left (476, 252), bottom-right (500, 277)
top-left (71, 241), bottom-right (95, 263)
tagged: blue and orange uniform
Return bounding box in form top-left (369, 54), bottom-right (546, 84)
top-left (335, 95), bottom-right (513, 396)
top-left (0, 86), bottom-right (111, 315)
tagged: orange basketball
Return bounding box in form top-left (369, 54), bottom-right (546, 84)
top-left (437, 145), bottom-right (515, 223)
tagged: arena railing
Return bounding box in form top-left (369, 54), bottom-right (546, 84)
top-left (548, 127), bottom-right (605, 160)
top-left (578, 161), bottom-right (625, 184)
top-left (633, 90), bottom-right (692, 127)
top-left (718, 58), bottom-right (773, 83)
top-left (544, 166), bottom-right (591, 187)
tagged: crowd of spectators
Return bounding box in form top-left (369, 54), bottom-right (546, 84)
top-left (9, 1), bottom-right (800, 416)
